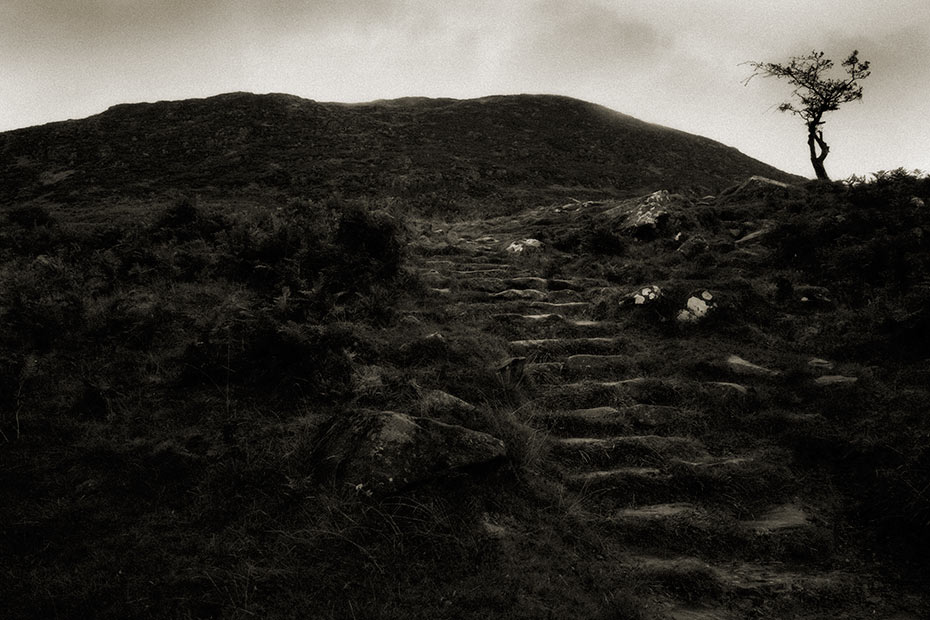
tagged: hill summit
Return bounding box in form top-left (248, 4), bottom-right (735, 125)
top-left (0, 92), bottom-right (800, 214)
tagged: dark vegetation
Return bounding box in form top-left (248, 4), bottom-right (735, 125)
top-left (0, 93), bottom-right (799, 218)
top-left (1, 91), bottom-right (928, 618)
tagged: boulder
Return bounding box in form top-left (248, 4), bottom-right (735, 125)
top-left (603, 190), bottom-right (673, 238)
top-left (314, 410), bottom-right (506, 496)
top-left (416, 389), bottom-right (483, 429)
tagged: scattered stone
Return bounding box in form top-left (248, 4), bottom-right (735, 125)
top-left (814, 375), bottom-right (858, 386)
top-left (796, 285), bottom-right (833, 307)
top-left (910, 196), bottom-right (926, 208)
top-left (430, 287), bottom-right (451, 295)
top-left (506, 238), bottom-right (543, 253)
top-left (726, 354), bottom-right (781, 377)
top-left (314, 410), bottom-right (506, 496)
top-left (677, 291), bottom-right (716, 323)
top-left (624, 284), bottom-right (662, 306)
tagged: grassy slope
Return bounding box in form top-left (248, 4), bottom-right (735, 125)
top-left (2, 174), bottom-right (929, 618)
top-left (1, 95), bottom-right (927, 618)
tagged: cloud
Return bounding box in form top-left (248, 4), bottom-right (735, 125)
top-left (498, 0), bottom-right (667, 89)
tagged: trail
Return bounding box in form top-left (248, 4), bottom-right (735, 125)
top-left (403, 200), bottom-right (922, 619)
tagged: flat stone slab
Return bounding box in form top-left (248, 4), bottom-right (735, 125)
top-left (616, 503), bottom-right (701, 519)
top-left (509, 337), bottom-right (626, 354)
top-left (814, 375), bottom-right (858, 386)
top-left (568, 467), bottom-right (668, 484)
top-left (744, 504), bottom-right (811, 532)
top-left (490, 288), bottom-right (547, 300)
top-left (505, 276), bottom-right (548, 288)
top-left (726, 355), bottom-right (780, 377)
top-left (705, 381), bottom-right (749, 394)
top-left (535, 407), bottom-right (631, 434)
top-left (554, 435), bottom-right (708, 462)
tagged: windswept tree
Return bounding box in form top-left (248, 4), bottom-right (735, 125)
top-left (744, 50), bottom-right (871, 181)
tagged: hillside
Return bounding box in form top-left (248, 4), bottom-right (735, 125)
top-left (0, 92), bottom-right (800, 216)
top-left (2, 93), bottom-right (928, 619)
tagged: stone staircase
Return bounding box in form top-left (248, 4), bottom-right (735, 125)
top-left (406, 216), bottom-right (918, 619)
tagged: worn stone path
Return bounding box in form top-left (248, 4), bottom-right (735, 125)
top-left (405, 208), bottom-right (920, 619)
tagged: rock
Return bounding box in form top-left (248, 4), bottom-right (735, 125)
top-left (604, 190), bottom-right (672, 238)
top-left (722, 175), bottom-right (790, 200)
top-left (677, 290), bottom-right (716, 323)
top-left (489, 288), bottom-right (547, 300)
top-left (506, 238), bottom-right (543, 253)
top-left (735, 225), bottom-right (774, 245)
top-left (417, 389), bottom-right (482, 428)
top-left (726, 354), bottom-right (780, 377)
top-left (623, 284), bottom-right (663, 306)
top-left (807, 357), bottom-right (835, 371)
top-left (910, 196), bottom-right (926, 208)
top-left (706, 381), bottom-right (749, 395)
top-left (796, 285), bottom-right (833, 307)
top-left (677, 236), bottom-right (709, 258)
top-left (314, 410), bottom-right (506, 496)
top-left (814, 375), bottom-right (858, 386)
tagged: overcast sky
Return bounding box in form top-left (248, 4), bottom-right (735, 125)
top-left (2, 0), bottom-right (927, 179)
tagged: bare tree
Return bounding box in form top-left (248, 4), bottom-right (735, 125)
top-left (744, 50), bottom-right (871, 181)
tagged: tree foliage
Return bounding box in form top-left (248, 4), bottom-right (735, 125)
top-left (745, 50), bottom-right (871, 181)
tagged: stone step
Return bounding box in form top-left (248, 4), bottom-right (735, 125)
top-left (488, 288), bottom-right (548, 301)
top-left (533, 406), bottom-right (632, 435)
top-left (456, 277), bottom-right (510, 292)
top-left (525, 300), bottom-right (592, 312)
top-left (491, 314), bottom-right (613, 339)
top-left (505, 276), bottom-right (549, 289)
top-left (564, 354), bottom-right (630, 373)
top-left (632, 555), bottom-right (859, 610)
top-left (540, 378), bottom-right (686, 410)
top-left (605, 502), bottom-right (832, 563)
top-left (510, 337), bottom-right (629, 356)
top-left (535, 404), bottom-right (694, 436)
top-left (453, 268), bottom-right (510, 276)
top-left (552, 435), bottom-right (708, 468)
top-left (451, 261), bottom-right (515, 270)
top-left (566, 454), bottom-right (794, 508)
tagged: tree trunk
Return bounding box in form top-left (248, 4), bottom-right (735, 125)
top-left (807, 128), bottom-right (830, 181)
